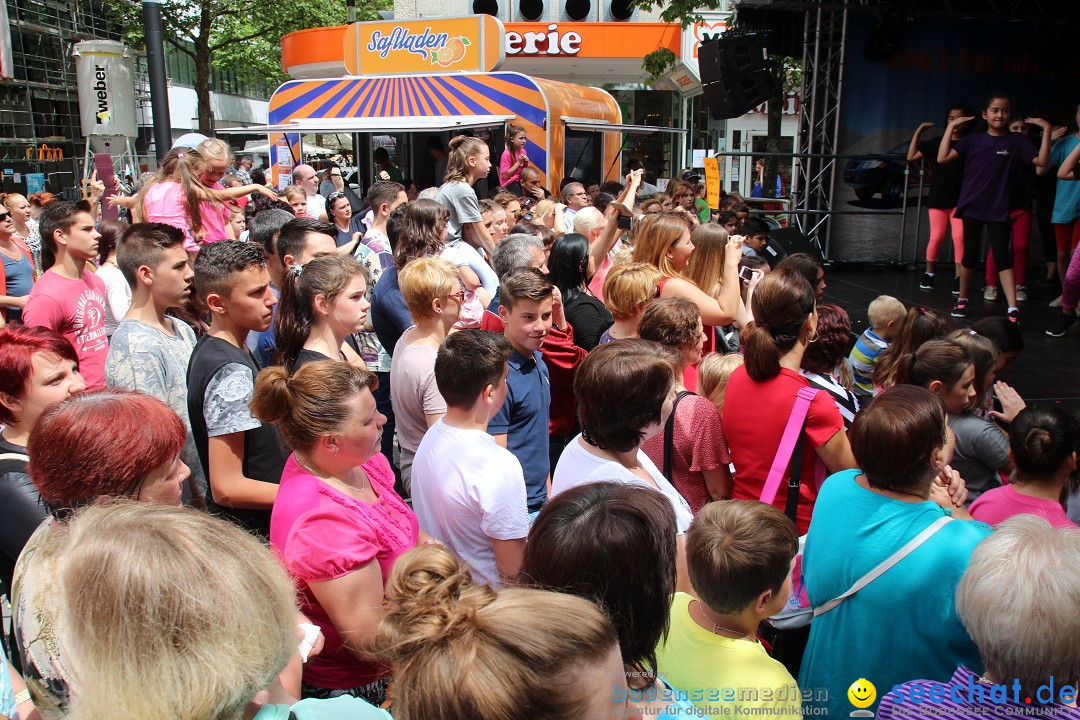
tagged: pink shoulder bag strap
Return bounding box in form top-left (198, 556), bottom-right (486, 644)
top-left (759, 386), bottom-right (818, 522)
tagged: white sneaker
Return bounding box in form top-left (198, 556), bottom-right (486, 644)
top-left (1015, 285), bottom-right (1028, 302)
top-left (983, 285), bottom-right (998, 301)
top-left (1051, 295), bottom-right (1063, 308)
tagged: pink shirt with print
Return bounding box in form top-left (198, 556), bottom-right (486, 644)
top-left (23, 269), bottom-right (109, 389)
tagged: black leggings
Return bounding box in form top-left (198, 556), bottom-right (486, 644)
top-left (962, 218), bottom-right (1012, 271)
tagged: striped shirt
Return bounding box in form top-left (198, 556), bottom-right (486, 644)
top-left (800, 370), bottom-right (860, 428)
top-left (848, 328), bottom-right (889, 396)
top-left (879, 665), bottom-right (1080, 720)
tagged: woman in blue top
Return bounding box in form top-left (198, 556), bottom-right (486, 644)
top-left (799, 385), bottom-right (992, 718)
top-left (521, 482), bottom-right (699, 720)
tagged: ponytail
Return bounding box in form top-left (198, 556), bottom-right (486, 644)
top-left (1010, 406), bottom-right (1076, 481)
top-left (742, 270), bottom-right (815, 382)
top-left (892, 339), bottom-right (971, 391)
top-left (272, 254), bottom-right (367, 371)
top-left (252, 360), bottom-right (377, 452)
top-left (444, 135), bottom-right (489, 184)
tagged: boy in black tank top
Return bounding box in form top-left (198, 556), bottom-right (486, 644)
top-left (187, 241), bottom-right (287, 537)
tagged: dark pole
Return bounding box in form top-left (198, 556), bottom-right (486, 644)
top-left (143, 0), bottom-right (172, 161)
top-left (346, 0), bottom-right (356, 23)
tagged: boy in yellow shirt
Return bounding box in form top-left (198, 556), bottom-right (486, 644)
top-left (656, 500), bottom-right (803, 718)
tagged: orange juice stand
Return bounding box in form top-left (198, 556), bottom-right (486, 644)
top-left (221, 16), bottom-right (685, 192)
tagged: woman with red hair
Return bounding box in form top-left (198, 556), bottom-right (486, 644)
top-left (799, 304), bottom-right (861, 429)
top-left (0, 325), bottom-right (85, 600)
top-left (11, 389), bottom-right (190, 720)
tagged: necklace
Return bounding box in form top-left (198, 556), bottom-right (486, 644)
top-left (693, 600), bottom-right (758, 643)
top-left (295, 455), bottom-right (369, 495)
top-left (0, 239), bottom-right (19, 260)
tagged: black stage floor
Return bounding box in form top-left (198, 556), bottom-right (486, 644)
top-left (821, 267), bottom-right (1080, 414)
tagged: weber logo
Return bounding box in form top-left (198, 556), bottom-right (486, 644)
top-left (94, 65), bottom-right (110, 124)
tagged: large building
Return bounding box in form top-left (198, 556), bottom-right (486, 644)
top-left (0, 0), bottom-right (269, 196)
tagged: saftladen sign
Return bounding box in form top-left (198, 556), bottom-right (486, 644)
top-left (343, 15), bottom-right (506, 75)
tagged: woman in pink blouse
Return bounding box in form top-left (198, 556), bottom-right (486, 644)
top-left (251, 359), bottom-right (434, 706)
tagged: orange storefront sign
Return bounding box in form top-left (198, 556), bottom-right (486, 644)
top-left (504, 22), bottom-right (680, 58)
top-left (343, 15), bottom-right (506, 75)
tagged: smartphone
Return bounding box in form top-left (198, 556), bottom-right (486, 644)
top-left (739, 265), bottom-right (756, 282)
top-left (617, 215), bottom-right (634, 231)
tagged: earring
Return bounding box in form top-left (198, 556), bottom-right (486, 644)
top-left (806, 330), bottom-right (818, 343)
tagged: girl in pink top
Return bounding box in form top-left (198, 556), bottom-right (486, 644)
top-left (251, 360), bottom-right (435, 707)
top-left (970, 406), bottom-right (1078, 529)
top-left (130, 147), bottom-right (272, 251)
top-left (499, 124), bottom-right (529, 192)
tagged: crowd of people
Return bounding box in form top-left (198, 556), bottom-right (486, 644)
top-left (1, 105), bottom-right (1080, 720)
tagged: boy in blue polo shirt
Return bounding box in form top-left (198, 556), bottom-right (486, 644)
top-left (490, 267), bottom-right (556, 513)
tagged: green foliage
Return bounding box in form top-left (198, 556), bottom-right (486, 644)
top-left (110, 0), bottom-right (390, 92)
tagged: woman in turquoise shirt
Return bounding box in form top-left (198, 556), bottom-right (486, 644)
top-left (799, 385), bottom-right (992, 718)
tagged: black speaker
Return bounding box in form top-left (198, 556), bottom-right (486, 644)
top-left (699, 34), bottom-right (777, 120)
top-left (770, 228), bottom-right (821, 262)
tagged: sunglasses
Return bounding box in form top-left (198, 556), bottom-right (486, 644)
top-left (327, 191), bottom-right (347, 202)
top-left (448, 289), bottom-right (466, 303)
top-left (0, 211), bottom-right (10, 220)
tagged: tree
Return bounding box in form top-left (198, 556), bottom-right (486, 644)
top-left (109, 0), bottom-right (391, 133)
top-left (635, 0), bottom-right (798, 199)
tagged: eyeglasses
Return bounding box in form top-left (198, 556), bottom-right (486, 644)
top-left (448, 289), bottom-right (466, 303)
top-left (0, 211), bottom-right (9, 220)
top-left (328, 191), bottom-right (347, 202)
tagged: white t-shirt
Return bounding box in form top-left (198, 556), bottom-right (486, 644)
top-left (411, 419), bottom-right (529, 586)
top-left (552, 435), bottom-right (694, 534)
top-left (306, 193), bottom-right (326, 219)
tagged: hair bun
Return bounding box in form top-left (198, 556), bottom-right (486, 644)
top-left (378, 546), bottom-right (496, 660)
top-left (448, 135), bottom-right (468, 152)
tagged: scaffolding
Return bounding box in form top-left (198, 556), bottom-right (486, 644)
top-left (791, 0), bottom-right (847, 259)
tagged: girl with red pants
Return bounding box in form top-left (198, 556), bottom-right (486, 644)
top-left (908, 103), bottom-right (974, 294)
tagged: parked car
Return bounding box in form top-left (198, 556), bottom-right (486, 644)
top-left (843, 142), bottom-right (915, 201)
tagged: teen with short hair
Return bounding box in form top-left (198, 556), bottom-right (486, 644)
top-left (491, 267), bottom-right (555, 513)
top-left (275, 217), bottom-right (338, 272)
top-left (23, 201), bottom-right (108, 388)
top-left (656, 500), bottom-right (802, 719)
top-left (106, 222), bottom-right (206, 504)
top-left (411, 329), bottom-right (528, 586)
top-left (361, 180), bottom-right (407, 256)
top-left (187, 241), bottom-right (287, 536)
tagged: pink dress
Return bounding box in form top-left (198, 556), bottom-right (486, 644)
top-left (270, 452), bottom-right (419, 689)
top-left (143, 181), bottom-right (198, 251)
top-left (641, 394), bottom-right (730, 513)
top-left (499, 148), bottom-right (527, 186)
top-left (197, 181), bottom-right (233, 244)
top-left (969, 483), bottom-right (1077, 529)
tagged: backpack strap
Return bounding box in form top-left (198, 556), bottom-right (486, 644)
top-left (759, 386), bottom-right (818, 513)
top-left (814, 515), bottom-right (954, 617)
top-left (663, 391), bottom-right (695, 482)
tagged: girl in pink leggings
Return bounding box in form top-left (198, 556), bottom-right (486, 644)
top-left (908, 103), bottom-right (974, 293)
top-left (1046, 138), bottom-right (1080, 337)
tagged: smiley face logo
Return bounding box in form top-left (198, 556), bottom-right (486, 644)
top-left (848, 678), bottom-right (877, 709)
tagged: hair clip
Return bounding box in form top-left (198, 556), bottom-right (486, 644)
top-left (292, 264), bottom-right (303, 277)
top-left (969, 329), bottom-right (977, 335)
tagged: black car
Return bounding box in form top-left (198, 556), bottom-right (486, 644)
top-left (843, 142), bottom-right (916, 202)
